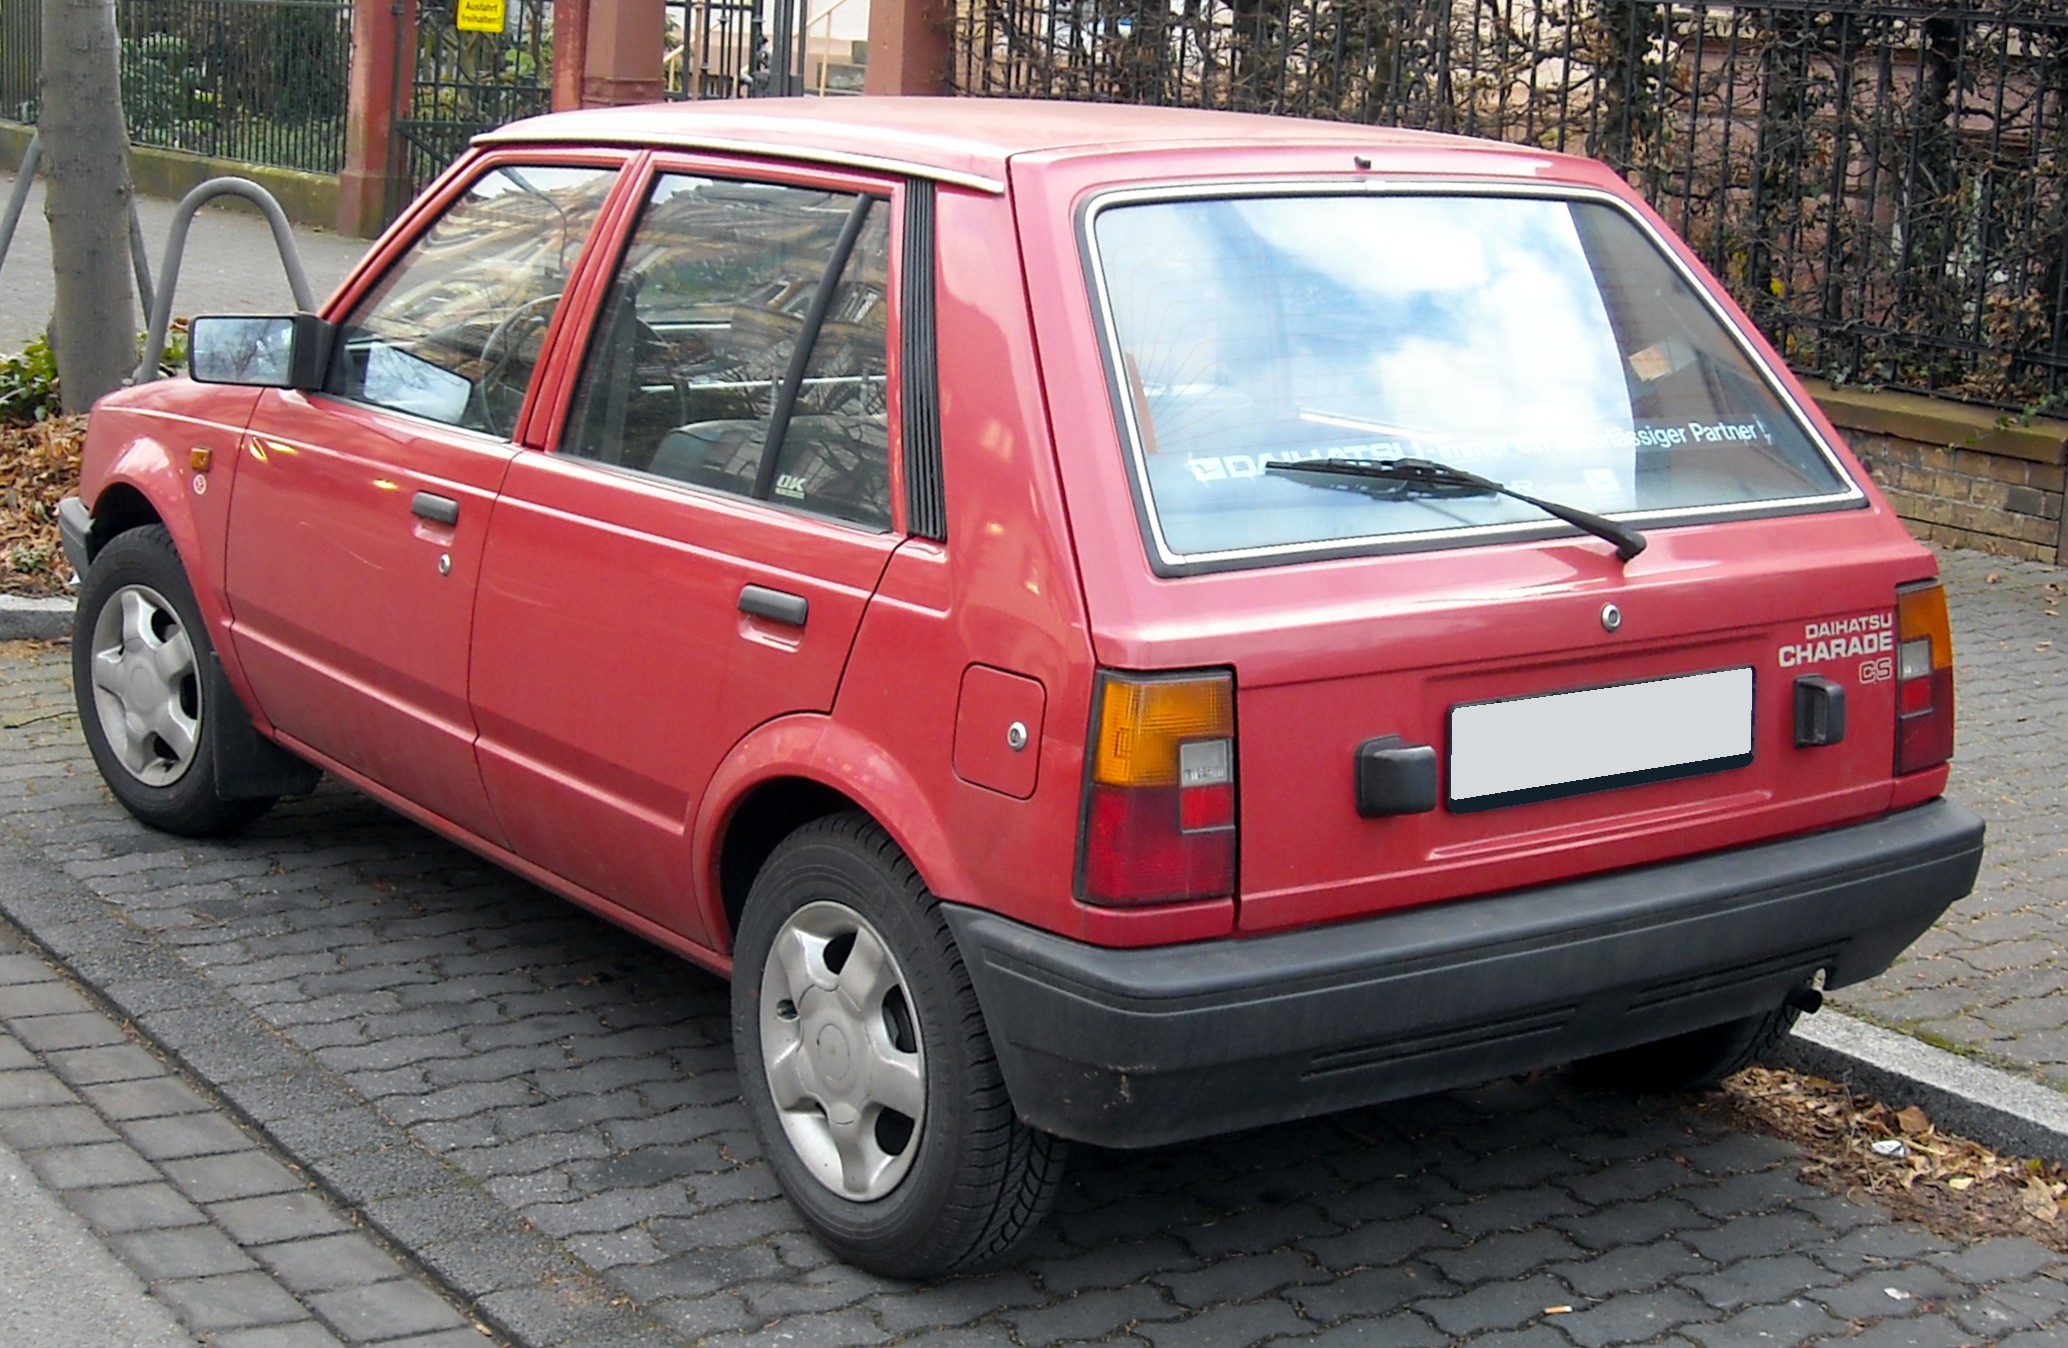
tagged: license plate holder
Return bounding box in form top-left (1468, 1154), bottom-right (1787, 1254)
top-left (1447, 667), bottom-right (1755, 813)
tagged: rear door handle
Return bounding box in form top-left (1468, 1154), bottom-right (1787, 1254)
top-left (412, 492), bottom-right (459, 525)
top-left (739, 585), bottom-right (808, 628)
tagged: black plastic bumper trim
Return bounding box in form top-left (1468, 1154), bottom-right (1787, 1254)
top-left (944, 799), bottom-right (1984, 1149)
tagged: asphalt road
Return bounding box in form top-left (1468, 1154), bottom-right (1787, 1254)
top-left (3, 606), bottom-right (2067, 1344)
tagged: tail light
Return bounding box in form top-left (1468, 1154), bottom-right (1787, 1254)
top-left (1895, 579), bottom-right (1954, 774)
top-left (1077, 670), bottom-right (1237, 906)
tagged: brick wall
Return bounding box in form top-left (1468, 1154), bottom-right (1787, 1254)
top-left (1806, 380), bottom-right (2068, 565)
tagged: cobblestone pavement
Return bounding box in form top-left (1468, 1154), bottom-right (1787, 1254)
top-left (0, 907), bottom-right (493, 1347)
top-left (1832, 547), bottom-right (2068, 1088)
top-left (3, 540), bottom-right (2068, 1346)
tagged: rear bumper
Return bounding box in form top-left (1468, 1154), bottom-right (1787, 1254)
top-left (944, 798), bottom-right (1984, 1148)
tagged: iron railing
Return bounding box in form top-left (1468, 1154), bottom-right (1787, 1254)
top-left (0, 0), bottom-right (41, 126)
top-left (955, 0), bottom-right (2068, 410)
top-left (1, 0), bottom-right (351, 175)
top-left (123, 0), bottom-right (351, 173)
top-left (389, 0), bottom-right (553, 215)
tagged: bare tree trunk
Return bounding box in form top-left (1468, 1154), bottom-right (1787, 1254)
top-left (40, 0), bottom-right (135, 413)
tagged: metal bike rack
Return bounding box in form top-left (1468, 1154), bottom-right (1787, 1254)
top-left (135, 177), bottom-right (315, 384)
top-left (0, 132), bottom-right (160, 333)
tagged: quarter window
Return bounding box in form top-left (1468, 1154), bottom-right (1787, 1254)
top-left (329, 165), bottom-right (616, 434)
top-left (561, 175), bottom-right (893, 530)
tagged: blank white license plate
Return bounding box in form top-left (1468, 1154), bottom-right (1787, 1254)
top-left (1448, 667), bottom-right (1754, 812)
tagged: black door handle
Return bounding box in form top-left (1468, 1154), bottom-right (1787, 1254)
top-left (412, 492), bottom-right (459, 525)
top-left (739, 585), bottom-right (808, 628)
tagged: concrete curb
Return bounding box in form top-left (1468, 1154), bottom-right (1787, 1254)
top-left (0, 594), bottom-right (71, 642)
top-left (1775, 1009), bottom-right (2068, 1164)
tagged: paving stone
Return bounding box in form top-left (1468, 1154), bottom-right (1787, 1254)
top-left (255, 1231), bottom-right (417, 1296)
top-left (120, 1110), bottom-right (258, 1160)
top-left (1679, 1252), bottom-right (1844, 1311)
top-left (211, 1324), bottom-right (350, 1348)
top-left (12, 1011), bottom-right (141, 1051)
top-left (1551, 1287), bottom-right (1718, 1348)
top-left (310, 1279), bottom-right (471, 1341)
top-left (44, 1043), bottom-right (165, 1085)
top-left (1424, 1228), bottom-right (1588, 1284)
top-left (153, 1268), bottom-right (312, 1332)
top-left (1414, 1275), bottom-right (1577, 1339)
top-left (1154, 1249), bottom-right (1331, 1309)
top-left (65, 1180), bottom-right (210, 1233)
top-left (1551, 1239), bottom-right (1715, 1299)
top-left (211, 1190), bottom-right (356, 1244)
top-left (79, 1075), bottom-right (214, 1121)
top-left (25, 1138), bottom-right (162, 1189)
top-left (1001, 1285), bottom-right (1187, 1346)
top-left (110, 1223), bottom-right (261, 1280)
top-left (162, 1149), bottom-right (307, 1204)
top-left (0, 979), bottom-right (95, 1018)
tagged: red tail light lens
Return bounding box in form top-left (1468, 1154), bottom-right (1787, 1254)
top-left (1895, 579), bottom-right (1954, 775)
top-left (1077, 671), bottom-right (1237, 906)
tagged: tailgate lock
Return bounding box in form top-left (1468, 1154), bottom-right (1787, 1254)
top-left (1355, 736), bottom-right (1438, 817)
top-left (1793, 675), bottom-right (1847, 747)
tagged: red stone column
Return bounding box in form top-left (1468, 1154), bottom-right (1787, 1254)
top-left (552, 0), bottom-right (592, 110)
top-left (865, 0), bottom-right (953, 95)
top-left (582, 0), bottom-right (666, 105)
top-left (337, 0), bottom-right (418, 238)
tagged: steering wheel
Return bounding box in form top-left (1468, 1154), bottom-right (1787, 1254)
top-left (474, 292), bottom-right (565, 436)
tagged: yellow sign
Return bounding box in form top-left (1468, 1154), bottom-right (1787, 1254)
top-left (455, 0), bottom-right (505, 33)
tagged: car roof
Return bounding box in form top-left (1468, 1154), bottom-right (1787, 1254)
top-left (475, 97), bottom-right (1555, 194)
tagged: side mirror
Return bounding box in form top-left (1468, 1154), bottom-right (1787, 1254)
top-left (189, 313), bottom-right (334, 390)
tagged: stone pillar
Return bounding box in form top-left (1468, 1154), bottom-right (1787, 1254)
top-left (337, 0), bottom-right (417, 238)
top-left (865, 0), bottom-right (953, 95)
top-left (583, 0), bottom-right (666, 105)
top-left (552, 0), bottom-right (591, 111)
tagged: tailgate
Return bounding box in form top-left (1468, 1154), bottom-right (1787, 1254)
top-left (1228, 520), bottom-right (1922, 934)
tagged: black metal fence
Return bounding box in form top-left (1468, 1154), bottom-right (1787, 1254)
top-left (0, 0), bottom-right (352, 175)
top-left (955, 0), bottom-right (2068, 411)
top-left (666, 0), bottom-right (764, 98)
top-left (390, 0), bottom-right (553, 215)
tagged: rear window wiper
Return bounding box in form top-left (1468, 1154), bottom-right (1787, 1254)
top-left (1264, 456), bottom-right (1647, 562)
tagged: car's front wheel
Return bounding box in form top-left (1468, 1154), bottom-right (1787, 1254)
top-left (731, 813), bottom-right (1065, 1278)
top-left (72, 525), bottom-right (274, 836)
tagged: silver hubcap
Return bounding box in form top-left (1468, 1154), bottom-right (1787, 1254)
top-left (88, 583), bottom-right (201, 787)
top-left (759, 900), bottom-right (926, 1201)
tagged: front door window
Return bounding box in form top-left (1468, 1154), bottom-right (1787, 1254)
top-left (332, 165), bottom-right (617, 436)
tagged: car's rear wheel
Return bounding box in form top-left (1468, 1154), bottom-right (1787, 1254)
top-left (731, 813), bottom-right (1065, 1278)
top-left (1575, 1001), bottom-right (1801, 1094)
top-left (72, 525), bottom-right (274, 836)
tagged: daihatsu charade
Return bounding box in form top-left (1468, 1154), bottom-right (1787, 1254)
top-left (60, 99), bottom-right (1985, 1278)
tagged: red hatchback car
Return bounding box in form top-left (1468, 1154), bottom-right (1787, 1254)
top-left (61, 99), bottom-right (1984, 1278)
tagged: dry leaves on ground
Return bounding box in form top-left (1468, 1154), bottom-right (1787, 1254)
top-left (1, 414), bottom-right (85, 598)
top-left (1708, 1065), bottom-right (2068, 1251)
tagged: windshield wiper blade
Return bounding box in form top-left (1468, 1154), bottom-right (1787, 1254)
top-left (1264, 457), bottom-right (1647, 562)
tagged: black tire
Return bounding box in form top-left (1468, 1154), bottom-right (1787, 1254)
top-left (731, 813), bottom-right (1065, 1278)
top-left (72, 525), bottom-right (274, 837)
top-left (1574, 1001), bottom-right (1801, 1094)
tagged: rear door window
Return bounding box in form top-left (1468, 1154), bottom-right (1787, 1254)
top-left (560, 174), bottom-right (893, 530)
top-left (1087, 190), bottom-right (1858, 570)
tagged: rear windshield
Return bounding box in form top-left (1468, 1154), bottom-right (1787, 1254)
top-left (1086, 190), bottom-right (1858, 570)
